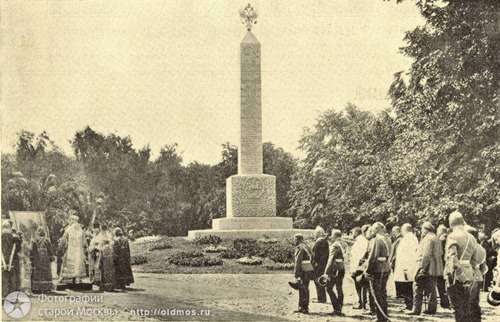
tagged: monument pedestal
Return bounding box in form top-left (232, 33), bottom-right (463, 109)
top-left (187, 217), bottom-right (314, 239)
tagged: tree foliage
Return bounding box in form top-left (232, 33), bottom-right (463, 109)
top-left (289, 0), bottom-right (500, 232)
top-left (2, 129), bottom-right (298, 240)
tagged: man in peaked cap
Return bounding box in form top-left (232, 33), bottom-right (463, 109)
top-left (364, 222), bottom-right (392, 322)
top-left (322, 229), bottom-right (346, 316)
top-left (293, 233), bottom-right (314, 314)
top-left (445, 211), bottom-right (479, 322)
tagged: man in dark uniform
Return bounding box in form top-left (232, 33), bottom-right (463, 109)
top-left (364, 222), bottom-right (392, 322)
top-left (322, 229), bottom-right (345, 316)
top-left (409, 222), bottom-right (443, 316)
top-left (445, 211), bottom-right (479, 322)
top-left (293, 233), bottom-right (314, 314)
top-left (312, 226), bottom-right (329, 303)
top-left (479, 231), bottom-right (496, 292)
top-left (437, 225), bottom-right (451, 309)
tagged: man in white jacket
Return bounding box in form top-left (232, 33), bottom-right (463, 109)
top-left (350, 226), bottom-right (369, 310)
top-left (393, 223), bottom-right (419, 310)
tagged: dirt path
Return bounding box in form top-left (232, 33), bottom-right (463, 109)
top-left (4, 272), bottom-right (499, 321)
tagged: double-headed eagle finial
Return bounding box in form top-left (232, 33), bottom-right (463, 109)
top-left (239, 4), bottom-right (258, 31)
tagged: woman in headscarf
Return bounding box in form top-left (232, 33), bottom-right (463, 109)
top-left (30, 228), bottom-right (55, 293)
top-left (113, 228), bottom-right (134, 290)
top-left (2, 221), bottom-right (22, 297)
top-left (88, 223), bottom-right (101, 285)
top-left (98, 224), bottom-right (116, 291)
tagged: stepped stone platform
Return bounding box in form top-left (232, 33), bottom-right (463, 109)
top-left (187, 217), bottom-right (314, 239)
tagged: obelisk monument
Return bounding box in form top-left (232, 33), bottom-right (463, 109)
top-left (188, 4), bottom-right (313, 239)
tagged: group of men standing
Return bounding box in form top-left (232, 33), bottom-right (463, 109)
top-left (1, 210), bottom-right (135, 299)
top-left (292, 211), bottom-right (500, 322)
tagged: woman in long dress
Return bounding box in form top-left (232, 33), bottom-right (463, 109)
top-left (58, 213), bottom-right (87, 284)
top-left (98, 224), bottom-right (116, 291)
top-left (30, 228), bottom-right (54, 293)
top-left (88, 223), bottom-right (101, 285)
top-left (113, 228), bottom-right (134, 290)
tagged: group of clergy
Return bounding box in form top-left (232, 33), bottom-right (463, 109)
top-left (2, 210), bottom-right (134, 298)
top-left (292, 211), bottom-right (500, 322)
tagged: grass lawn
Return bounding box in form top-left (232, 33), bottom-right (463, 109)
top-left (129, 236), bottom-right (295, 274)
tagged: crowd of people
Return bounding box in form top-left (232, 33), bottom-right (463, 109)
top-left (292, 211), bottom-right (500, 322)
top-left (1, 210), bottom-right (134, 298)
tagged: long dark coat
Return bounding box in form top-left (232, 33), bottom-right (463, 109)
top-left (30, 237), bottom-right (54, 292)
top-left (113, 236), bottom-right (134, 288)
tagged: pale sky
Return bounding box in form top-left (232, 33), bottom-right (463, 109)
top-left (2, 0), bottom-right (423, 165)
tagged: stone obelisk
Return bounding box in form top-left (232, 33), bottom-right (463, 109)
top-left (226, 4), bottom-right (276, 218)
top-left (187, 4), bottom-right (313, 239)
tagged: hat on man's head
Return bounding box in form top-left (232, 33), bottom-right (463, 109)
top-left (114, 227), bottom-right (123, 236)
top-left (422, 222), bottom-right (435, 233)
top-left (294, 233), bottom-right (304, 240)
top-left (449, 211), bottom-right (465, 228)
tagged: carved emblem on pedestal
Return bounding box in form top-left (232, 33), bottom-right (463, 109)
top-left (244, 177), bottom-right (264, 198)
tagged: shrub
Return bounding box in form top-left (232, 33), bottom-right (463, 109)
top-left (236, 256), bottom-right (263, 265)
top-left (203, 245), bottom-right (228, 253)
top-left (219, 247), bottom-right (242, 259)
top-left (263, 242), bottom-right (295, 264)
top-left (263, 263), bottom-right (294, 271)
top-left (194, 235), bottom-right (222, 245)
top-left (167, 251), bottom-right (223, 267)
top-left (131, 255), bottom-right (148, 265)
top-left (231, 238), bottom-right (295, 263)
top-left (233, 238), bottom-right (260, 257)
top-left (148, 240), bottom-right (173, 251)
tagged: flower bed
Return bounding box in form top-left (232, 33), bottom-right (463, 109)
top-left (236, 256), bottom-right (263, 266)
top-left (167, 251), bottom-right (223, 267)
top-left (203, 245), bottom-right (228, 253)
top-left (194, 235), bottom-right (223, 245)
top-left (133, 235), bottom-right (163, 245)
top-left (148, 240), bottom-right (173, 251)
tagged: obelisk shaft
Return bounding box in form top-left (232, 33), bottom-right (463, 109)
top-left (239, 31), bottom-right (263, 175)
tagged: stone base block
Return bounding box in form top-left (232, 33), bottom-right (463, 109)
top-left (226, 174), bottom-right (276, 217)
top-left (187, 229), bottom-right (315, 240)
top-left (212, 217), bottom-right (292, 230)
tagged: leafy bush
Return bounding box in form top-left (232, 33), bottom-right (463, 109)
top-left (148, 240), bottom-right (173, 251)
top-left (236, 256), bottom-right (263, 265)
top-left (167, 251), bottom-right (223, 267)
top-left (233, 239), bottom-right (260, 256)
top-left (263, 263), bottom-right (294, 271)
top-left (261, 240), bottom-right (295, 264)
top-left (203, 245), bottom-right (228, 253)
top-left (219, 247), bottom-right (242, 259)
top-left (131, 255), bottom-right (148, 265)
top-left (231, 238), bottom-right (295, 263)
top-left (194, 235), bottom-right (222, 245)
